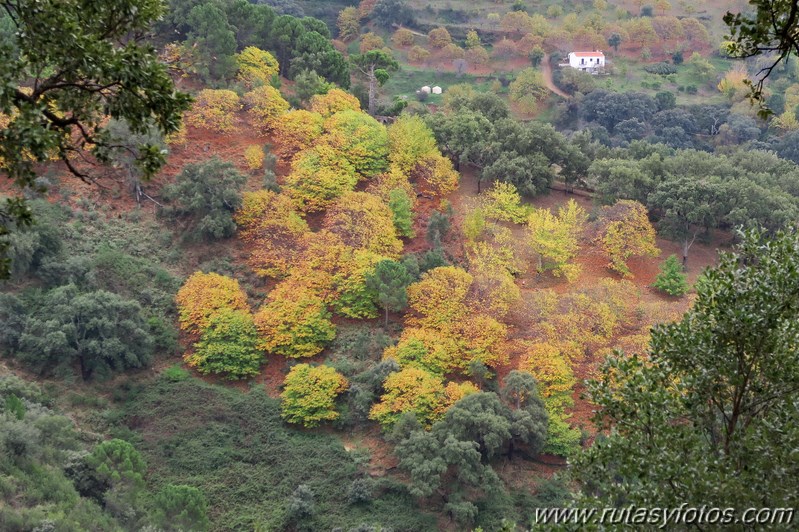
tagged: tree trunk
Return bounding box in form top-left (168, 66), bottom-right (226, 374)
top-left (368, 66), bottom-right (377, 116)
top-left (385, 306), bottom-right (389, 328)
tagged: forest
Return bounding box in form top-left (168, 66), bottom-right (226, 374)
top-left (0, 0), bottom-right (798, 530)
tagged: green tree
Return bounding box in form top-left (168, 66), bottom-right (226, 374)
top-left (293, 70), bottom-right (332, 103)
top-left (162, 157), bottom-right (247, 241)
top-left (366, 259), bottom-right (413, 326)
top-left (652, 254), bottom-right (689, 296)
top-left (388, 188), bottom-right (414, 238)
top-left (0, 0), bottom-right (191, 278)
top-left (152, 484), bottom-right (209, 532)
top-left (350, 49), bottom-right (399, 115)
top-left (574, 230), bottom-right (799, 510)
top-left (501, 370), bottom-right (548, 458)
top-left (372, 0), bottom-right (415, 28)
top-left (88, 439), bottom-right (146, 493)
top-left (608, 32), bottom-right (622, 51)
top-left (188, 3), bottom-right (238, 80)
top-left (8, 285), bottom-right (154, 380)
top-left (187, 309), bottom-right (263, 380)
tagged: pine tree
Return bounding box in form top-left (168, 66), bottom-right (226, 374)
top-left (366, 259), bottom-right (413, 326)
top-left (652, 254), bottom-right (690, 296)
top-left (388, 188), bottom-right (414, 238)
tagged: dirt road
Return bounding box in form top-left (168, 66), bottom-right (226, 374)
top-left (541, 54), bottom-right (570, 99)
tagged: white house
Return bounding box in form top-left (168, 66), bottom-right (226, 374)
top-left (432, 86), bottom-right (442, 95)
top-left (567, 51), bottom-right (605, 72)
top-left (420, 85), bottom-right (431, 94)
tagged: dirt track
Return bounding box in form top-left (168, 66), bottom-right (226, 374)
top-left (541, 54), bottom-right (570, 99)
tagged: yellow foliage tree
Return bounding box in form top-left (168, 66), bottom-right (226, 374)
top-left (281, 364), bottom-right (349, 427)
top-left (359, 32), bottom-right (385, 53)
top-left (235, 191), bottom-right (310, 278)
top-left (387, 115), bottom-right (438, 175)
top-left (369, 367), bottom-right (473, 427)
top-left (408, 45), bottom-right (431, 63)
top-left (595, 200), bottom-right (660, 277)
top-left (244, 85), bottom-right (289, 132)
top-left (271, 109), bottom-right (324, 162)
top-left (320, 110), bottom-right (389, 178)
top-left (428, 27), bottom-right (452, 48)
top-left (244, 145), bottom-right (264, 170)
top-left (527, 199), bottom-right (587, 282)
top-left (235, 47), bottom-right (279, 88)
top-left (185, 89), bottom-right (240, 133)
top-left (383, 327), bottom-right (459, 375)
top-left (253, 280), bottom-right (336, 358)
top-left (392, 28), bottom-right (415, 47)
top-left (480, 182), bottom-right (532, 224)
top-left (519, 342), bottom-right (576, 405)
top-left (336, 7), bottom-right (362, 42)
top-left (175, 272), bottom-right (250, 334)
top-left (407, 266), bottom-right (473, 329)
top-left (308, 88), bottom-right (361, 117)
top-left (322, 191), bottom-right (403, 257)
top-left (410, 152), bottom-right (459, 198)
top-left (288, 230), bottom-right (382, 319)
top-left (284, 144), bottom-right (358, 212)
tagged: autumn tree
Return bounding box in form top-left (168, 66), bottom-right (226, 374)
top-left (320, 110), bottom-right (390, 177)
top-left (308, 88), bottom-right (362, 117)
top-left (509, 68), bottom-right (549, 112)
top-left (175, 272), bottom-right (249, 334)
top-left (366, 259), bottom-right (414, 325)
top-left (284, 144), bottom-right (358, 212)
top-left (244, 85), bottom-right (289, 132)
top-left (595, 200), bottom-right (660, 277)
top-left (186, 309), bottom-right (263, 379)
top-left (235, 191), bottom-right (310, 278)
top-left (527, 200), bottom-right (587, 282)
top-left (337, 7), bottom-right (362, 42)
top-left (480, 182), bottom-right (532, 224)
top-left (407, 266), bottom-right (472, 329)
top-left (161, 157), bottom-right (247, 241)
top-left (408, 45), bottom-right (430, 63)
top-left (0, 0), bottom-right (191, 277)
top-left (185, 89), bottom-right (241, 133)
top-left (370, 367), bottom-right (477, 427)
top-left (244, 145), bottom-right (264, 170)
top-left (235, 47), bottom-right (279, 88)
top-left (392, 28), bottom-right (415, 47)
top-left (465, 29), bottom-right (481, 49)
top-left (428, 27), bottom-right (452, 48)
top-left (272, 110), bottom-right (324, 161)
top-left (350, 49), bottom-right (399, 115)
top-left (322, 191), bottom-right (403, 257)
top-left (254, 281), bottom-right (336, 358)
top-left (411, 153), bottom-right (460, 197)
top-left (386, 115), bottom-right (437, 176)
top-left (573, 230), bottom-right (799, 510)
top-left (281, 364), bottom-right (349, 427)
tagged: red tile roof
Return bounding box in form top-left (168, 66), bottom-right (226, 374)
top-left (572, 51), bottom-right (605, 57)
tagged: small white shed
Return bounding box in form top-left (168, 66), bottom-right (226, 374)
top-left (432, 86), bottom-right (443, 95)
top-left (420, 85), bottom-right (431, 93)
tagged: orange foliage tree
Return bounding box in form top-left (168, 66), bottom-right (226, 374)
top-left (235, 190), bottom-right (310, 278)
top-left (175, 272), bottom-right (250, 334)
top-left (360, 32), bottom-right (385, 52)
top-left (253, 280), bottom-right (336, 358)
top-left (322, 191), bottom-right (403, 257)
top-left (184, 89), bottom-right (240, 133)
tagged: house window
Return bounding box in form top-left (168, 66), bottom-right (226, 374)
top-left (581, 58), bottom-right (585, 65)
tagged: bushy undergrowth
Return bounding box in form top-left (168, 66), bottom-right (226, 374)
top-left (114, 375), bottom-right (435, 531)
